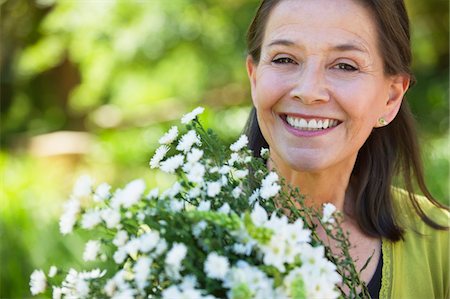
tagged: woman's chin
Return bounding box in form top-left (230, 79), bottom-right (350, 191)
top-left (277, 153), bottom-right (328, 173)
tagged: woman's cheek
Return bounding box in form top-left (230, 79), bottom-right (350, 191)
top-left (256, 73), bottom-right (286, 109)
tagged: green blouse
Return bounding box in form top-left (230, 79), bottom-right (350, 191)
top-left (379, 191), bottom-right (449, 299)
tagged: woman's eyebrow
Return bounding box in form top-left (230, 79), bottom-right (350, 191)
top-left (267, 39), bottom-right (296, 48)
top-left (332, 43), bottom-right (369, 54)
top-left (266, 39), bottom-right (369, 54)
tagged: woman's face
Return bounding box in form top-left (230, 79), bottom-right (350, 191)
top-left (247, 0), bottom-right (406, 173)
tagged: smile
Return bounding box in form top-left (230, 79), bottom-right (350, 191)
top-left (285, 115), bottom-right (340, 131)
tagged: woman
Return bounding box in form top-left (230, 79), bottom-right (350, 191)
top-left (244, 0), bottom-right (449, 298)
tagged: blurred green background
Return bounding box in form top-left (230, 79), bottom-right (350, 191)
top-left (1, 0), bottom-right (448, 297)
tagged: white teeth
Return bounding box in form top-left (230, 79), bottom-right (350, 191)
top-left (286, 116), bottom-right (339, 131)
top-left (307, 119), bottom-right (317, 129)
top-left (299, 118), bottom-right (307, 128)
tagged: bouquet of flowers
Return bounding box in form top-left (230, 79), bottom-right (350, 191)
top-left (30, 107), bottom-right (370, 299)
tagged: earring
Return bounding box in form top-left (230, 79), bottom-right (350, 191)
top-left (378, 117), bottom-right (387, 126)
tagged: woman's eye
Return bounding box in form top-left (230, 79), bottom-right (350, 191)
top-left (334, 63), bottom-right (358, 71)
top-left (272, 57), bottom-right (296, 64)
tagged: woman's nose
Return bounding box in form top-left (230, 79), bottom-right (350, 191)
top-left (289, 63), bottom-right (330, 104)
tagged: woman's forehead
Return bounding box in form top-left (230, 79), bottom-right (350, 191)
top-left (262, 0), bottom-right (378, 51)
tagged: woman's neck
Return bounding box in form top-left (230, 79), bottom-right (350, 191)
top-left (268, 151), bottom-right (357, 211)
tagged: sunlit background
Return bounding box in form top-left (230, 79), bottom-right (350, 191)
top-left (1, 0), bottom-right (448, 297)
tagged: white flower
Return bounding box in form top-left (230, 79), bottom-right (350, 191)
top-left (228, 152), bottom-right (240, 165)
top-left (292, 247), bottom-right (341, 299)
top-left (147, 187), bottom-right (159, 200)
top-left (221, 175), bottom-right (228, 186)
top-left (162, 276), bottom-right (209, 299)
top-left (192, 221), bottom-right (207, 237)
top-left (149, 145), bottom-right (170, 169)
top-left (219, 165), bottom-right (231, 174)
top-left (224, 262), bottom-right (275, 299)
top-left (113, 247), bottom-right (127, 264)
top-left (134, 256), bottom-right (152, 290)
top-left (165, 243), bottom-right (187, 278)
top-left (58, 268), bottom-right (91, 298)
top-left (179, 275), bottom-right (198, 291)
top-left (204, 252), bottom-right (230, 280)
top-left (248, 189), bottom-right (259, 205)
top-left (59, 198), bottom-right (80, 235)
top-left (52, 286), bottom-right (62, 299)
top-left (159, 154), bottom-right (184, 173)
top-left (232, 243), bottom-right (253, 256)
top-left (159, 126), bottom-right (179, 144)
top-left (260, 147), bottom-right (269, 159)
top-left (181, 106), bottom-right (205, 124)
top-left (78, 268), bottom-right (106, 279)
top-left (230, 135), bottom-right (248, 152)
top-left (169, 199), bottom-right (184, 212)
top-left (262, 172), bottom-right (278, 185)
top-left (30, 269), bottom-right (46, 295)
top-left (112, 288), bottom-right (136, 299)
top-left (139, 231), bottom-right (160, 252)
top-left (261, 233), bottom-right (288, 272)
top-left (125, 238), bottom-right (141, 257)
top-left (112, 179), bottom-right (146, 208)
top-left (207, 181), bottom-right (221, 197)
top-left (250, 203), bottom-right (268, 226)
top-left (162, 285), bottom-right (182, 299)
top-left (187, 163), bottom-right (205, 184)
top-left (188, 187), bottom-right (201, 199)
top-left (105, 270), bottom-right (134, 297)
top-left (257, 214), bottom-right (311, 273)
top-left (260, 172), bottom-right (281, 199)
top-left (282, 268), bottom-right (306, 298)
top-left (113, 230), bottom-right (128, 247)
top-left (93, 182), bottom-right (111, 202)
top-left (104, 279), bottom-right (117, 297)
top-left (101, 208), bottom-right (121, 229)
top-left (161, 181), bottom-right (182, 199)
top-left (198, 200), bottom-right (211, 211)
top-left (260, 183), bottom-right (281, 199)
top-left (322, 203), bottom-right (337, 224)
top-left (187, 148), bottom-right (203, 164)
top-left (83, 240), bottom-right (101, 261)
top-left (176, 130), bottom-right (200, 153)
top-left (232, 169), bottom-right (248, 179)
top-left (75, 279), bottom-right (90, 298)
top-left (166, 243), bottom-right (188, 267)
top-left (72, 175), bottom-right (93, 198)
top-left (232, 187), bottom-right (242, 199)
top-left (79, 268), bottom-right (106, 279)
top-left (153, 239), bottom-right (168, 257)
top-left (218, 203), bottom-right (231, 214)
top-left (81, 210), bottom-right (102, 229)
top-left (137, 211), bottom-right (145, 222)
top-left (48, 266), bottom-right (57, 278)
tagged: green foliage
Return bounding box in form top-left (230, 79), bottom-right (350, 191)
top-left (3, 0), bottom-right (257, 143)
top-left (421, 135), bottom-right (450, 205)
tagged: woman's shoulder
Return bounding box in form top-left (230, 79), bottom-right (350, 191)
top-left (384, 188), bottom-right (449, 299)
top-left (391, 187), bottom-right (449, 230)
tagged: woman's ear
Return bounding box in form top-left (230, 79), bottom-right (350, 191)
top-left (376, 74), bottom-right (410, 127)
top-left (246, 55), bottom-right (258, 104)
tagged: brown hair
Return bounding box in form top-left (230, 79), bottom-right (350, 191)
top-left (244, 0), bottom-right (448, 241)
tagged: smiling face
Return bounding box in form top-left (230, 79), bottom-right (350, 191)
top-left (247, 0), bottom-right (407, 174)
